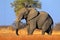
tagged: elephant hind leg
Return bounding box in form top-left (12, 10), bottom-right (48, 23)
top-left (42, 20), bottom-right (51, 35)
top-left (42, 24), bottom-right (46, 35)
top-left (48, 29), bottom-right (52, 35)
top-left (46, 26), bottom-right (52, 35)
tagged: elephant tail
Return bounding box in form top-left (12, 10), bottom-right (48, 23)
top-left (51, 20), bottom-right (54, 30)
top-left (49, 15), bottom-right (54, 32)
top-left (48, 14), bottom-right (54, 29)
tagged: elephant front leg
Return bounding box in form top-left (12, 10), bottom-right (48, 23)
top-left (42, 31), bottom-right (45, 35)
top-left (27, 26), bottom-right (35, 35)
top-left (27, 20), bottom-right (36, 35)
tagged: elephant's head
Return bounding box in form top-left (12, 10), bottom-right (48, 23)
top-left (15, 8), bottom-right (31, 35)
top-left (16, 7), bottom-right (37, 23)
top-left (15, 7), bottom-right (38, 35)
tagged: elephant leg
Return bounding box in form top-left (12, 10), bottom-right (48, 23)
top-left (46, 19), bottom-right (53, 35)
top-left (42, 30), bottom-right (45, 35)
top-left (27, 19), bottom-right (36, 35)
top-left (42, 18), bottom-right (52, 35)
top-left (47, 26), bottom-right (52, 35)
top-left (41, 22), bottom-right (47, 35)
top-left (42, 19), bottom-right (51, 35)
top-left (48, 29), bottom-right (52, 35)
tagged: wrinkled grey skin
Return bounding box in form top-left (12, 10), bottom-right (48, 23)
top-left (27, 11), bottom-right (53, 35)
top-left (14, 8), bottom-right (53, 35)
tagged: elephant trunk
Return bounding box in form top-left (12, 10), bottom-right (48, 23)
top-left (16, 28), bottom-right (19, 36)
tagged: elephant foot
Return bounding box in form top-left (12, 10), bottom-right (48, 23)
top-left (42, 31), bottom-right (45, 35)
top-left (47, 32), bottom-right (52, 35)
top-left (27, 26), bottom-right (35, 35)
top-left (27, 29), bottom-right (34, 35)
top-left (46, 28), bottom-right (52, 35)
top-left (48, 30), bottom-right (52, 35)
top-left (28, 33), bottom-right (33, 35)
top-left (48, 33), bottom-right (52, 35)
top-left (28, 30), bottom-right (33, 35)
top-left (16, 29), bottom-right (19, 36)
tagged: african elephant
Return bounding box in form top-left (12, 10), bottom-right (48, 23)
top-left (14, 7), bottom-right (53, 35)
top-left (27, 11), bottom-right (53, 35)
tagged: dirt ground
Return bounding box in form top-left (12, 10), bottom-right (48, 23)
top-left (0, 28), bottom-right (60, 40)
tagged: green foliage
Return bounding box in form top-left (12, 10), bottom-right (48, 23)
top-left (11, 0), bottom-right (41, 16)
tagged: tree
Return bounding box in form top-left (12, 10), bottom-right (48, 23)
top-left (11, 0), bottom-right (41, 16)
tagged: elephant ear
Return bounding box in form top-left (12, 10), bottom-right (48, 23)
top-left (27, 8), bottom-right (38, 21)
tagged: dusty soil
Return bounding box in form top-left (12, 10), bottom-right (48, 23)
top-left (0, 28), bottom-right (60, 40)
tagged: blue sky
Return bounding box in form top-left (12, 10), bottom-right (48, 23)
top-left (0, 0), bottom-right (60, 25)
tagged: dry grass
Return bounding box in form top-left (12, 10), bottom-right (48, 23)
top-left (0, 28), bottom-right (60, 40)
